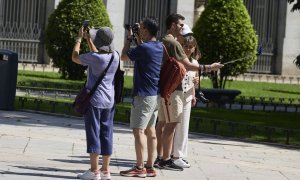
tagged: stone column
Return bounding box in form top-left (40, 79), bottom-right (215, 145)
top-left (43, 0), bottom-right (60, 64)
top-left (278, 3), bottom-right (300, 75)
top-left (176, 0), bottom-right (195, 28)
top-left (105, 0), bottom-right (126, 53)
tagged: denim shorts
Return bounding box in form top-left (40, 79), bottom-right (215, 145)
top-left (83, 105), bottom-right (115, 155)
top-left (130, 95), bottom-right (159, 129)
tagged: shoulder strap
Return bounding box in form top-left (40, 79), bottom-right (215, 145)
top-left (162, 43), bottom-right (171, 59)
top-left (89, 51), bottom-right (115, 96)
top-left (115, 51), bottom-right (121, 70)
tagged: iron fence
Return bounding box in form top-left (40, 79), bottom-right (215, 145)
top-left (244, 0), bottom-right (279, 73)
top-left (0, 0), bottom-right (46, 63)
top-left (123, 0), bottom-right (171, 68)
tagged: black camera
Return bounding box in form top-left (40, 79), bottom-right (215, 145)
top-left (124, 23), bottom-right (139, 34)
top-left (83, 20), bottom-right (89, 32)
top-left (197, 91), bottom-right (209, 104)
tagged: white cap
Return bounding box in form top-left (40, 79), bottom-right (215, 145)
top-left (181, 24), bottom-right (193, 37)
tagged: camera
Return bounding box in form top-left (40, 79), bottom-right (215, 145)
top-left (124, 23), bottom-right (139, 34)
top-left (83, 20), bottom-right (89, 32)
top-left (197, 91), bottom-right (209, 104)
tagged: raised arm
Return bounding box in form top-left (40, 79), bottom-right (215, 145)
top-left (72, 27), bottom-right (84, 64)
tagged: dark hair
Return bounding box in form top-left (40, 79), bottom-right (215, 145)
top-left (183, 35), bottom-right (202, 60)
top-left (142, 16), bottom-right (159, 36)
top-left (165, 13), bottom-right (185, 30)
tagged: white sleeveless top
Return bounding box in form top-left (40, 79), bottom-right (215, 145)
top-left (181, 58), bottom-right (198, 102)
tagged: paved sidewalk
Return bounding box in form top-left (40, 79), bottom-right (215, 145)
top-left (0, 110), bottom-right (299, 180)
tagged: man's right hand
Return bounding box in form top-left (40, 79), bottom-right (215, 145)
top-left (210, 62), bottom-right (224, 71)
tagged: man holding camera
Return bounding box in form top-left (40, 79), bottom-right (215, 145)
top-left (119, 17), bottom-right (163, 178)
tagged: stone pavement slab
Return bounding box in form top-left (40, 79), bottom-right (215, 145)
top-left (0, 110), bottom-right (299, 180)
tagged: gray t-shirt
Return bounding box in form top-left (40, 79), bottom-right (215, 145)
top-left (80, 51), bottom-right (119, 108)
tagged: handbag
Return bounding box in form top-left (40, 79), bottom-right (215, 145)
top-left (72, 86), bottom-right (91, 115)
top-left (160, 44), bottom-right (186, 122)
top-left (73, 53), bottom-right (115, 115)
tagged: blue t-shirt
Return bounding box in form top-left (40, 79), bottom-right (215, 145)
top-left (80, 51), bottom-right (119, 108)
top-left (127, 41), bottom-right (163, 96)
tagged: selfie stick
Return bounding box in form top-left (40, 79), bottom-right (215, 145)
top-left (222, 55), bottom-right (254, 65)
top-left (222, 46), bottom-right (263, 65)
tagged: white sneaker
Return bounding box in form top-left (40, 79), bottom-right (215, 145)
top-left (173, 158), bottom-right (191, 168)
top-left (77, 169), bottom-right (100, 180)
top-left (101, 170), bottom-right (111, 180)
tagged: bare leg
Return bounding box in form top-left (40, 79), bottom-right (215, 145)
top-left (155, 121), bottom-right (165, 157)
top-left (133, 128), bottom-right (146, 168)
top-left (101, 155), bottom-right (111, 171)
top-left (90, 153), bottom-right (99, 172)
top-left (162, 122), bottom-right (177, 160)
top-left (145, 127), bottom-right (157, 167)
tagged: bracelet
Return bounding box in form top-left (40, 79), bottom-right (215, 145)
top-left (75, 37), bottom-right (82, 43)
top-left (208, 65), bottom-right (212, 72)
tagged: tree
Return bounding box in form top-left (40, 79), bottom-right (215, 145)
top-left (193, 0), bottom-right (258, 89)
top-left (287, 0), bottom-right (300, 70)
top-left (45, 0), bottom-right (111, 80)
top-left (294, 55), bottom-right (300, 69)
top-left (287, 0), bottom-right (300, 11)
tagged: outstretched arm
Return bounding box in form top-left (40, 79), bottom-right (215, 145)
top-left (181, 57), bottom-right (224, 72)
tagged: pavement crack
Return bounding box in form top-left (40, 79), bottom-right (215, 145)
top-left (23, 137), bottom-right (31, 154)
top-left (279, 170), bottom-right (290, 180)
top-left (72, 143), bottom-right (74, 156)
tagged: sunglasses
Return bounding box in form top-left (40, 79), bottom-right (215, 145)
top-left (174, 22), bottom-right (184, 27)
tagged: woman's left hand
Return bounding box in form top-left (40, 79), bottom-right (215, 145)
top-left (192, 97), bottom-right (197, 107)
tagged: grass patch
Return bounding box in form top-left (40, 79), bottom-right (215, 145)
top-left (15, 70), bottom-right (300, 145)
top-left (200, 79), bottom-right (300, 99)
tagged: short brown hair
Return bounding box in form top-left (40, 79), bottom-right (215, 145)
top-left (165, 13), bottom-right (185, 30)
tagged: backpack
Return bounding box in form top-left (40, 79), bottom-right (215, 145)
top-left (114, 52), bottom-right (124, 104)
top-left (160, 44), bottom-right (186, 121)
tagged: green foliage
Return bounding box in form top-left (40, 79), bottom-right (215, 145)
top-left (294, 54), bottom-right (300, 69)
top-left (287, 0), bottom-right (300, 11)
top-left (193, 0), bottom-right (258, 88)
top-left (45, 0), bottom-right (111, 80)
